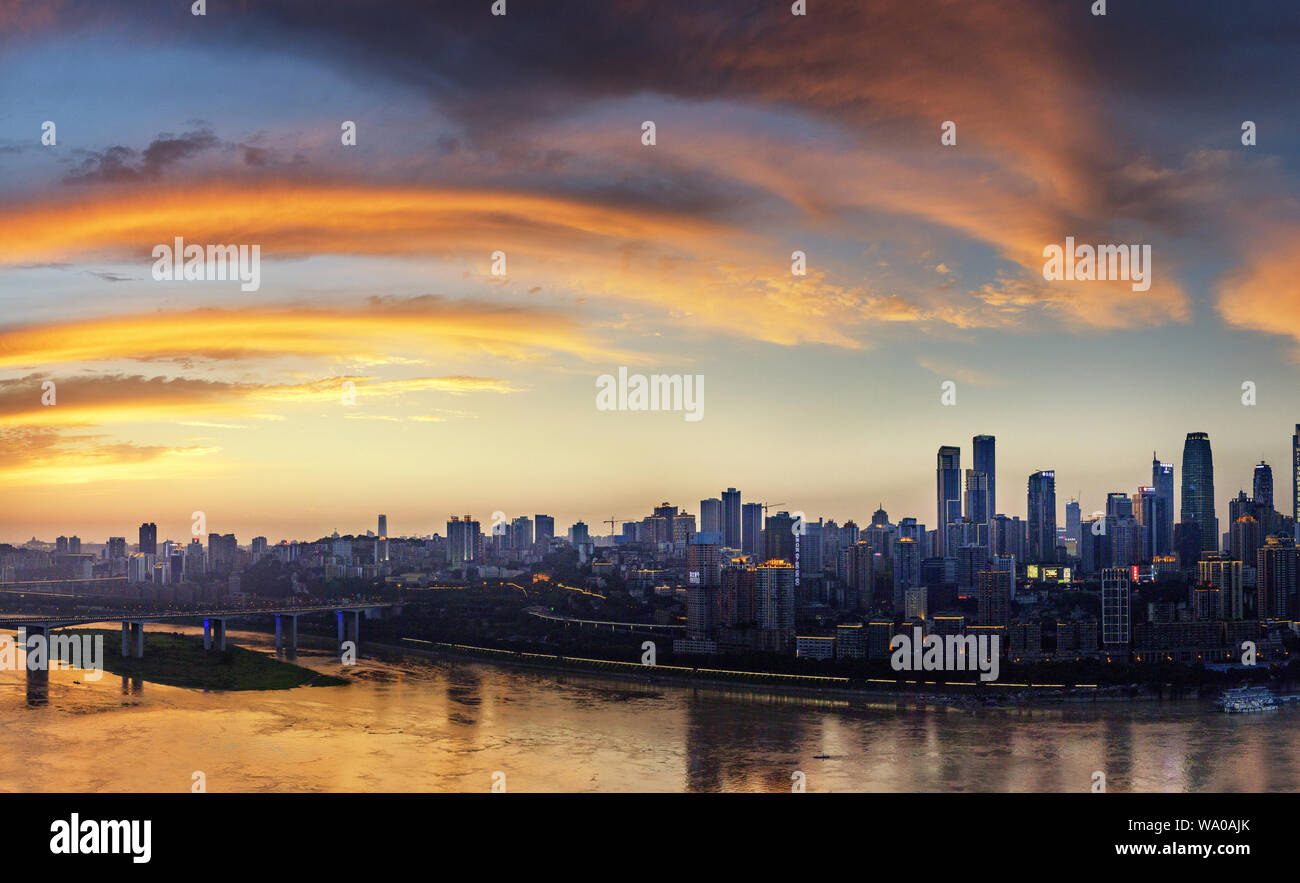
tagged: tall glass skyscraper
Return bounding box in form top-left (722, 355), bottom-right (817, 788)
top-left (1292, 424), bottom-right (1299, 527)
top-left (722, 487), bottom-right (742, 550)
top-left (1152, 454), bottom-right (1175, 556)
top-left (1027, 470), bottom-right (1057, 563)
top-left (973, 434), bottom-right (996, 516)
top-left (1181, 432), bottom-right (1218, 553)
top-left (936, 446), bottom-right (961, 556)
top-left (1253, 461), bottom-right (1273, 510)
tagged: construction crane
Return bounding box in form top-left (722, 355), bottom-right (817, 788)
top-left (760, 502), bottom-right (786, 518)
top-left (604, 517), bottom-right (635, 538)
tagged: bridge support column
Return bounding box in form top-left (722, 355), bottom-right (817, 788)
top-left (128, 622), bottom-right (144, 658)
top-left (284, 614), bottom-right (298, 658)
top-left (25, 625), bottom-right (49, 706)
top-left (122, 622), bottom-right (131, 657)
top-left (346, 610), bottom-right (360, 649)
top-left (275, 614), bottom-right (282, 656)
top-left (210, 618), bottom-right (227, 652)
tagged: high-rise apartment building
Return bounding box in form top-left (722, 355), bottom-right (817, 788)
top-left (741, 502), bottom-right (763, 555)
top-left (1100, 568), bottom-right (1131, 649)
top-left (700, 497), bottom-right (723, 536)
top-left (138, 522), bottom-right (157, 555)
top-left (722, 488), bottom-right (742, 550)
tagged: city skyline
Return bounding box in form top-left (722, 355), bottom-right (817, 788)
top-left (9, 425), bottom-right (1296, 548)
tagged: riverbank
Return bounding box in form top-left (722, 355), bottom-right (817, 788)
top-left (350, 637), bottom-right (1179, 710)
top-left (65, 629), bottom-right (348, 691)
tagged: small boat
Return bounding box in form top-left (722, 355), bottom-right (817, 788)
top-left (813, 754), bottom-right (831, 759)
top-left (1217, 686), bottom-right (1278, 713)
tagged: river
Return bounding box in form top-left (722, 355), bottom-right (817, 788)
top-left (0, 624), bottom-right (1294, 792)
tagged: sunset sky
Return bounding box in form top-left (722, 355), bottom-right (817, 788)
top-left (2, 0), bottom-right (1299, 545)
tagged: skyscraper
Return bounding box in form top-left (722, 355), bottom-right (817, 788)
top-left (1152, 454), bottom-right (1175, 556)
top-left (936, 446), bottom-right (961, 556)
top-left (1181, 432), bottom-right (1218, 553)
top-left (722, 488), bottom-right (742, 550)
top-left (700, 497), bottom-right (723, 536)
top-left (1253, 461), bottom-right (1273, 511)
top-left (378, 514), bottom-right (387, 538)
top-left (973, 433), bottom-right (996, 517)
top-left (964, 470), bottom-right (990, 546)
top-left (1292, 424), bottom-right (1299, 527)
top-left (741, 502), bottom-right (763, 555)
top-left (1027, 470), bottom-right (1057, 563)
top-left (535, 514), bottom-right (555, 550)
top-left (1065, 499), bottom-right (1081, 546)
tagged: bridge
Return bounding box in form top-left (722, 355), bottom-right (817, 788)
top-left (0, 602), bottom-right (396, 658)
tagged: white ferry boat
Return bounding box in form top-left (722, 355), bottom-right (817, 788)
top-left (1216, 686), bottom-right (1278, 713)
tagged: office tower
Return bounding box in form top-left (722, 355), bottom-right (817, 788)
top-left (1106, 493), bottom-right (1132, 519)
top-left (976, 568), bottom-right (1012, 627)
top-left (973, 434), bottom-right (996, 528)
top-left (447, 515), bottom-right (481, 567)
top-left (741, 502), bottom-right (763, 555)
top-left (378, 514), bottom-right (387, 538)
top-left (1152, 455), bottom-right (1175, 556)
top-left (1100, 568), bottom-right (1131, 648)
top-left (107, 537), bottom-right (127, 559)
top-left (68, 536), bottom-right (81, 554)
top-left (1027, 470), bottom-right (1057, 563)
top-left (700, 497), bottom-right (723, 535)
top-left (1065, 500), bottom-right (1081, 546)
top-left (1257, 536), bottom-right (1297, 620)
top-left (1181, 432), bottom-right (1218, 553)
top-left (1293, 424), bottom-right (1300, 527)
top-left (138, 522), bottom-right (157, 555)
top-left (755, 560), bottom-right (796, 648)
top-left (569, 520), bottom-right (590, 547)
top-left (251, 536), bottom-right (268, 559)
top-left (1254, 461), bottom-right (1274, 510)
top-left (936, 446), bottom-right (962, 555)
top-left (1134, 487), bottom-right (1160, 561)
top-left (964, 470), bottom-right (990, 546)
top-left (56, 536), bottom-right (68, 554)
top-left (1199, 556), bottom-right (1244, 620)
top-left (534, 515), bottom-right (555, 549)
top-left (722, 488), bottom-right (742, 550)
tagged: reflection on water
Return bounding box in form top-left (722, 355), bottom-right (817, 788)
top-left (0, 624), bottom-right (1295, 793)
